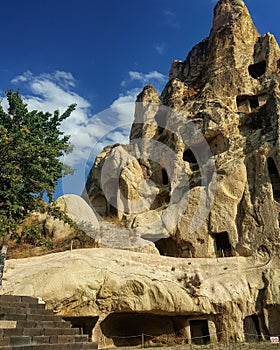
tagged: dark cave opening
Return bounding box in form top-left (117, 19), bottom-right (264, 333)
top-left (189, 320), bottom-right (210, 345)
top-left (267, 157), bottom-right (280, 202)
top-left (162, 168), bottom-right (169, 185)
top-left (183, 149), bottom-right (199, 171)
top-left (249, 96), bottom-right (259, 109)
top-left (63, 316), bottom-right (99, 341)
top-left (213, 232), bottom-right (233, 257)
top-left (243, 314), bottom-right (261, 342)
top-left (100, 313), bottom-right (189, 346)
top-left (155, 237), bottom-right (181, 257)
top-left (248, 61), bottom-right (267, 79)
top-left (155, 238), bottom-right (195, 258)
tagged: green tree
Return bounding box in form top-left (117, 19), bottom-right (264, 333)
top-left (0, 90), bottom-right (76, 285)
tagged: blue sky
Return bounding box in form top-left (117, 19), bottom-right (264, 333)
top-left (1, 0), bottom-right (280, 198)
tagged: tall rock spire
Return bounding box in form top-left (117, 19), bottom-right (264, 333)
top-left (166, 0), bottom-right (279, 108)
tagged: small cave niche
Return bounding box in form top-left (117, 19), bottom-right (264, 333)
top-left (243, 314), bottom-right (261, 342)
top-left (236, 95), bottom-right (260, 113)
top-left (162, 168), bottom-right (169, 185)
top-left (92, 195), bottom-right (107, 216)
top-left (267, 157), bottom-right (280, 202)
top-left (63, 316), bottom-right (99, 341)
top-left (183, 149), bottom-right (199, 171)
top-left (100, 313), bottom-right (189, 346)
top-left (208, 134), bottom-right (229, 156)
top-left (189, 320), bottom-right (210, 345)
top-left (183, 149), bottom-right (197, 163)
top-left (155, 237), bottom-right (181, 257)
top-left (213, 232), bottom-right (233, 258)
top-left (155, 238), bottom-right (195, 258)
top-left (248, 60), bottom-right (267, 79)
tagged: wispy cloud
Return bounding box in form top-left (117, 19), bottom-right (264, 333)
top-left (163, 9), bottom-right (180, 29)
top-left (154, 43), bottom-right (166, 55)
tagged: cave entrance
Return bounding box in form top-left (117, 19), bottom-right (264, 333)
top-left (100, 313), bottom-right (188, 346)
top-left (162, 168), bottom-right (169, 185)
top-left (248, 61), bottom-right (266, 79)
top-left (183, 149), bottom-right (199, 171)
top-left (243, 314), bottom-right (261, 342)
top-left (92, 195), bottom-right (107, 216)
top-left (189, 320), bottom-right (210, 345)
top-left (267, 157), bottom-right (280, 202)
top-left (63, 316), bottom-right (99, 341)
top-left (155, 238), bottom-right (195, 258)
top-left (213, 232), bottom-right (232, 257)
top-left (155, 237), bottom-right (180, 257)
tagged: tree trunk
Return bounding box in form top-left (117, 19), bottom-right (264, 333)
top-left (0, 244), bottom-right (7, 288)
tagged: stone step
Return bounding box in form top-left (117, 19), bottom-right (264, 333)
top-left (0, 326), bottom-right (80, 337)
top-left (0, 341), bottom-right (98, 349)
top-left (0, 296), bottom-right (39, 304)
top-left (0, 295), bottom-right (98, 349)
top-left (0, 313), bottom-right (63, 322)
top-left (0, 307), bottom-right (53, 316)
top-left (16, 320), bottom-right (72, 329)
top-left (0, 302), bottom-right (46, 310)
top-left (0, 334), bottom-right (89, 346)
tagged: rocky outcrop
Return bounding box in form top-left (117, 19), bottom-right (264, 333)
top-left (83, 0), bottom-right (280, 261)
top-left (1, 248), bottom-right (278, 345)
top-left (3, 0), bottom-right (280, 347)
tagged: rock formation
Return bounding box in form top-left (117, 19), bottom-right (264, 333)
top-left (83, 0), bottom-right (280, 261)
top-left (2, 0), bottom-right (280, 347)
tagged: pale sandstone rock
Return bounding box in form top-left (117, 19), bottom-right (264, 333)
top-left (1, 249), bottom-right (278, 343)
top-left (56, 194), bottom-right (99, 238)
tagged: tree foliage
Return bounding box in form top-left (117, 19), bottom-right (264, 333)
top-left (0, 90), bottom-right (76, 238)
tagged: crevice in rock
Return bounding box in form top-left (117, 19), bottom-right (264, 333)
top-left (212, 232), bottom-right (233, 257)
top-left (162, 168), bottom-right (169, 185)
top-left (248, 61), bottom-right (267, 79)
top-left (267, 157), bottom-right (280, 202)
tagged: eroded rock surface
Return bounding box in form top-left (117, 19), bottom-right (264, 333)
top-left (1, 248), bottom-right (278, 344)
top-left (3, 0), bottom-right (280, 347)
top-left (83, 0), bottom-right (280, 260)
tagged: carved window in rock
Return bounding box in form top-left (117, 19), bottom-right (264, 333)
top-left (213, 232), bottom-right (233, 257)
top-left (236, 95), bottom-right (259, 113)
top-left (243, 315), bottom-right (261, 342)
top-left (189, 320), bottom-right (210, 345)
top-left (248, 61), bottom-right (266, 79)
top-left (267, 157), bottom-right (280, 202)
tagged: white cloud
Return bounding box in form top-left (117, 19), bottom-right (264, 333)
top-left (61, 88), bottom-right (138, 195)
top-left (129, 70), bottom-right (166, 85)
top-left (8, 70), bottom-right (160, 196)
top-left (11, 71), bottom-right (90, 135)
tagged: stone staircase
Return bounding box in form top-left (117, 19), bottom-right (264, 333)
top-left (0, 295), bottom-right (98, 349)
